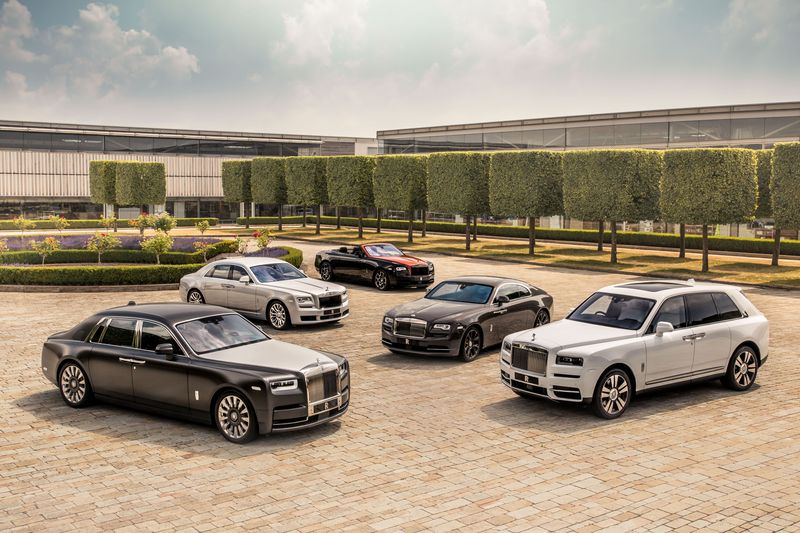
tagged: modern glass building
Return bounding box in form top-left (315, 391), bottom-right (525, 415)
top-left (0, 120), bottom-right (375, 221)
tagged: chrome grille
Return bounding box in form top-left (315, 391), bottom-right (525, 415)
top-left (307, 370), bottom-right (339, 403)
top-left (318, 294), bottom-right (342, 308)
top-left (511, 344), bottom-right (548, 375)
top-left (393, 317), bottom-right (427, 338)
top-left (411, 266), bottom-right (429, 276)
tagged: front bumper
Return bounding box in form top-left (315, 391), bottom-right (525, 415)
top-left (289, 301), bottom-right (350, 325)
top-left (381, 327), bottom-right (461, 356)
top-left (390, 272), bottom-right (435, 288)
top-left (500, 356), bottom-right (594, 402)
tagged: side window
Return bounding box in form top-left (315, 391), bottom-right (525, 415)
top-left (649, 296), bottom-right (687, 333)
top-left (229, 266), bottom-right (248, 281)
top-left (686, 293), bottom-right (720, 326)
top-left (101, 318), bottom-right (138, 347)
top-left (712, 293), bottom-right (743, 321)
top-left (206, 265), bottom-right (231, 279)
top-left (497, 284), bottom-right (531, 301)
top-left (140, 321), bottom-right (183, 354)
top-left (89, 319), bottom-right (107, 343)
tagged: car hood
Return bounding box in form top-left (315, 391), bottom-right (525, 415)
top-left (371, 255), bottom-right (428, 267)
top-left (198, 339), bottom-right (340, 372)
top-left (261, 278), bottom-right (345, 296)
top-left (507, 319), bottom-right (638, 352)
top-left (388, 298), bottom-right (477, 322)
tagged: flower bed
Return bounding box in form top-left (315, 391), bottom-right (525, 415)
top-left (3, 235), bottom-right (221, 252)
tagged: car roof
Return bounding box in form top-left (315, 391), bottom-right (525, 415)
top-left (597, 279), bottom-right (740, 299)
top-left (209, 256), bottom-right (288, 267)
top-left (441, 276), bottom-right (527, 287)
top-left (101, 302), bottom-right (234, 325)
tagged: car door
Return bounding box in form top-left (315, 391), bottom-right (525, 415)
top-left (329, 249), bottom-right (355, 278)
top-left (225, 265), bottom-right (258, 312)
top-left (349, 248), bottom-right (372, 280)
top-left (643, 296), bottom-right (695, 386)
top-left (130, 320), bottom-right (190, 413)
top-left (202, 264), bottom-right (232, 306)
top-left (686, 293), bottom-right (733, 378)
top-left (87, 317), bottom-right (137, 400)
top-left (494, 284), bottom-right (535, 339)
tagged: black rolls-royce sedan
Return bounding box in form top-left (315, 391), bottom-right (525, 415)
top-left (42, 303), bottom-right (350, 443)
top-left (315, 243), bottom-right (434, 290)
top-left (382, 276), bottom-right (553, 362)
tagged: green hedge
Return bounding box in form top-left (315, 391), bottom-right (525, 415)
top-left (89, 161), bottom-right (117, 205)
top-left (489, 151), bottom-right (563, 217)
top-left (0, 240), bottom-right (238, 265)
top-left (427, 152), bottom-right (490, 215)
top-left (277, 246), bottom-right (303, 268)
top-left (373, 155), bottom-right (427, 211)
top-left (772, 143), bottom-right (800, 229)
top-left (286, 156), bottom-right (328, 205)
top-left (755, 150), bottom-right (773, 218)
top-left (251, 157), bottom-right (287, 205)
top-left (326, 156), bottom-right (375, 209)
top-left (116, 161), bottom-right (167, 206)
top-left (222, 160), bottom-right (252, 203)
top-left (0, 217), bottom-right (218, 230)
top-left (0, 264), bottom-right (203, 286)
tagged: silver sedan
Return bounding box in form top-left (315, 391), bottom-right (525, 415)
top-left (179, 257), bottom-right (350, 330)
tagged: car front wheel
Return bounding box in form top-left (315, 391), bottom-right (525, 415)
top-left (722, 346), bottom-right (758, 391)
top-left (267, 300), bottom-right (291, 330)
top-left (59, 362), bottom-right (93, 408)
top-left (592, 368), bottom-right (631, 419)
top-left (459, 326), bottom-right (482, 362)
top-left (214, 391), bottom-right (257, 444)
top-left (373, 270), bottom-right (389, 291)
top-left (187, 289), bottom-right (205, 304)
top-left (319, 261), bottom-right (334, 281)
top-left (534, 309), bottom-right (550, 327)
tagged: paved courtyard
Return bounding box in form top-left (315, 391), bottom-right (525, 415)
top-left (1, 239), bottom-right (799, 532)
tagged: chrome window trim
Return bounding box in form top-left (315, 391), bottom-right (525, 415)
top-left (85, 317), bottom-right (111, 343)
top-left (89, 316), bottom-right (139, 348)
top-left (641, 291), bottom-right (746, 336)
top-left (138, 319), bottom-right (187, 356)
top-left (494, 282), bottom-right (532, 302)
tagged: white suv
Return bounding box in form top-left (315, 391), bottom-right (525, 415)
top-left (500, 280), bottom-right (769, 419)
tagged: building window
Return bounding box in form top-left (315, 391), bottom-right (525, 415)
top-left (640, 122), bottom-right (669, 144)
top-left (765, 117), bottom-right (800, 138)
top-left (521, 129), bottom-right (544, 148)
top-left (542, 128), bottom-right (565, 148)
top-left (566, 127), bottom-right (589, 147)
top-left (697, 119), bottom-right (731, 142)
top-left (0, 131), bottom-right (24, 150)
top-left (670, 121), bottom-right (700, 143)
top-left (732, 118), bottom-right (765, 140)
top-left (589, 126), bottom-right (614, 146)
top-left (614, 124), bottom-right (640, 146)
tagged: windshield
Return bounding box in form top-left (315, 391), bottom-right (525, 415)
top-left (176, 314), bottom-right (268, 354)
top-left (250, 262), bottom-right (306, 283)
top-left (426, 281), bottom-right (493, 304)
top-left (567, 292), bottom-right (655, 330)
top-left (364, 244), bottom-right (403, 257)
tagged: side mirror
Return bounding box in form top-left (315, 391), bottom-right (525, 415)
top-left (239, 275), bottom-right (251, 284)
top-left (338, 247), bottom-right (347, 253)
top-left (155, 343), bottom-right (175, 360)
top-left (655, 321), bottom-right (674, 337)
top-left (495, 295), bottom-right (510, 306)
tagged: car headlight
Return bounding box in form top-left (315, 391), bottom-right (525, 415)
top-left (296, 296), bottom-right (313, 306)
top-left (428, 262), bottom-right (434, 272)
top-left (395, 266), bottom-right (407, 272)
top-left (556, 355), bottom-right (583, 366)
top-left (431, 323), bottom-right (451, 331)
top-left (270, 378), bottom-right (298, 391)
top-left (383, 316), bottom-right (393, 326)
top-left (502, 340), bottom-right (511, 353)
top-left (338, 361), bottom-right (348, 378)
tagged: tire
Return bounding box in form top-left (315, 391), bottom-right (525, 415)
top-left (533, 309), bottom-right (550, 328)
top-left (373, 270), bottom-right (390, 291)
top-left (319, 261), bottom-right (334, 281)
top-left (722, 345), bottom-right (759, 391)
top-left (267, 300), bottom-right (291, 330)
top-left (459, 326), bottom-right (482, 362)
top-left (214, 391), bottom-right (257, 444)
top-left (59, 362), bottom-right (93, 408)
top-left (591, 368), bottom-right (632, 419)
top-left (187, 289), bottom-right (205, 304)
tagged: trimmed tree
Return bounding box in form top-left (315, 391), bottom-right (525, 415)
top-left (771, 142), bottom-right (800, 267)
top-left (115, 161), bottom-right (167, 212)
top-left (251, 157), bottom-right (287, 231)
top-left (373, 155), bottom-right (428, 243)
top-left (563, 149), bottom-right (662, 263)
top-left (221, 160), bottom-right (253, 229)
top-left (755, 149), bottom-right (778, 265)
top-left (286, 156), bottom-right (328, 235)
top-left (327, 156), bottom-right (376, 239)
top-left (489, 151), bottom-right (564, 255)
top-left (89, 160), bottom-right (119, 231)
top-left (428, 152), bottom-right (490, 250)
top-left (661, 148), bottom-right (757, 272)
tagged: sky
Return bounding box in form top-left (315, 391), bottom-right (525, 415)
top-left (0, 0), bottom-right (798, 138)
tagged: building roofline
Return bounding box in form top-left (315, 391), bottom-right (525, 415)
top-left (376, 101), bottom-right (800, 138)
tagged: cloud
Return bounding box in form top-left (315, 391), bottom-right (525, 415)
top-left (272, 0), bottom-right (368, 66)
top-left (721, 0), bottom-right (800, 46)
top-left (0, 0), bottom-right (45, 62)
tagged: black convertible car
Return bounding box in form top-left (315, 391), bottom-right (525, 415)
top-left (382, 276), bottom-right (553, 361)
top-left (41, 303), bottom-right (350, 443)
top-left (315, 243), bottom-right (434, 290)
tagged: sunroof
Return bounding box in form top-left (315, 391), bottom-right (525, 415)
top-left (620, 282), bottom-right (685, 292)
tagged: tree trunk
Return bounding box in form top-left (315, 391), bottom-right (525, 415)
top-left (472, 216), bottom-right (478, 241)
top-left (98, 254), bottom-right (101, 264)
top-left (597, 220), bottom-right (604, 251)
top-left (302, 206), bottom-right (307, 228)
top-left (408, 211), bottom-right (414, 243)
top-left (336, 206), bottom-right (341, 229)
top-left (772, 227), bottom-right (781, 267)
top-left (244, 202), bottom-right (250, 229)
top-left (422, 210), bottom-right (427, 237)
top-left (528, 216), bottom-right (536, 256)
top-left (278, 206), bottom-right (283, 232)
top-left (358, 207), bottom-right (364, 239)
top-left (610, 221), bottom-right (618, 264)
top-left (679, 223), bottom-right (686, 258)
top-left (315, 206), bottom-right (321, 235)
top-left (376, 208), bottom-right (382, 233)
top-left (701, 224), bottom-right (709, 273)
top-left (113, 204), bottom-right (119, 232)
top-left (465, 215), bottom-right (471, 251)
top-left (156, 254), bottom-right (161, 265)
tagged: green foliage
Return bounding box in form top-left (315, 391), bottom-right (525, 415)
top-left (29, 236), bottom-right (61, 264)
top-left (661, 148), bottom-right (757, 224)
top-left (0, 218), bottom-right (217, 230)
top-left (193, 241), bottom-right (213, 262)
top-left (755, 150), bottom-right (773, 218)
top-left (373, 155), bottom-right (427, 211)
top-left (152, 212), bottom-right (177, 233)
top-left (0, 239), bottom-right (7, 254)
top-left (0, 264), bottom-right (203, 286)
top-left (221, 160), bottom-right (252, 203)
top-left (46, 215), bottom-right (70, 233)
top-left (286, 156), bottom-right (328, 205)
top-left (772, 142), bottom-right (800, 229)
top-left (489, 151), bottom-right (563, 217)
top-left (252, 229), bottom-right (273, 250)
top-left (195, 219), bottom-right (210, 236)
top-left (427, 152), bottom-right (490, 215)
top-left (140, 231), bottom-right (174, 264)
top-left (279, 246), bottom-right (303, 268)
top-left (85, 232), bottom-right (121, 263)
top-left (128, 214), bottom-right (155, 235)
top-left (251, 157), bottom-right (287, 205)
top-left (563, 149), bottom-right (662, 222)
top-left (13, 216), bottom-right (35, 235)
top-left (115, 161), bottom-right (167, 206)
top-left (99, 216), bottom-right (117, 230)
top-left (89, 160), bottom-right (117, 205)
top-left (326, 156), bottom-right (376, 208)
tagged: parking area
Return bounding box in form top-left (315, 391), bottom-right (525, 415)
top-left (2, 238), bottom-right (799, 532)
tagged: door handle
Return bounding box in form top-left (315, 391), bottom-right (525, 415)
top-left (129, 359), bottom-right (146, 365)
top-left (494, 309), bottom-right (508, 315)
top-left (118, 357), bottom-right (133, 363)
top-left (222, 283), bottom-right (235, 288)
top-left (682, 335), bottom-right (695, 341)
top-left (693, 332), bottom-right (706, 340)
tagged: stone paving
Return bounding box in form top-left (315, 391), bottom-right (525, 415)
top-left (1, 238), bottom-right (799, 532)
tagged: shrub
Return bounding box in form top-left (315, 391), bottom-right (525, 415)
top-left (115, 161), bottom-right (167, 207)
top-left (196, 219), bottom-right (210, 237)
top-left (0, 239), bottom-right (7, 254)
top-left (279, 246), bottom-right (303, 268)
top-left (13, 216), bottom-right (35, 236)
top-left (86, 232), bottom-right (121, 264)
top-left (373, 155), bottom-right (427, 242)
top-left (0, 218), bottom-right (217, 231)
top-left (755, 150), bottom-right (773, 219)
top-left (193, 241), bottom-right (213, 262)
top-left (222, 160), bottom-right (253, 227)
top-left (252, 229), bottom-right (272, 250)
top-left (140, 231), bottom-right (174, 264)
top-left (0, 264), bottom-right (203, 286)
top-left (326, 156), bottom-right (376, 237)
top-left (100, 216), bottom-right (117, 231)
top-left (152, 212), bottom-right (177, 233)
top-left (128, 214), bottom-right (155, 236)
top-left (89, 161), bottom-right (117, 206)
top-left (771, 142), bottom-right (800, 266)
top-left (286, 156), bottom-right (328, 234)
top-left (29, 237), bottom-right (61, 265)
top-left (46, 215), bottom-right (70, 233)
top-left (251, 157), bottom-right (288, 229)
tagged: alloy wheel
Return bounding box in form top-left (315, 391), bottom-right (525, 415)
top-left (599, 372), bottom-right (630, 416)
top-left (188, 290), bottom-right (204, 304)
top-left (217, 394), bottom-right (251, 440)
top-left (461, 328), bottom-right (481, 361)
top-left (733, 349), bottom-right (757, 388)
top-left (374, 271), bottom-right (388, 291)
top-left (320, 262), bottom-right (333, 281)
top-left (269, 302), bottom-right (288, 329)
top-left (534, 310), bottom-right (550, 327)
top-left (60, 364), bottom-right (87, 405)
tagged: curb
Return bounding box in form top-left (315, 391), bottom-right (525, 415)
top-left (0, 283), bottom-right (179, 293)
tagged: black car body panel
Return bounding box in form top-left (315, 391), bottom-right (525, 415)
top-left (382, 276), bottom-right (553, 356)
top-left (315, 244), bottom-right (434, 288)
top-left (41, 303), bottom-right (350, 436)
